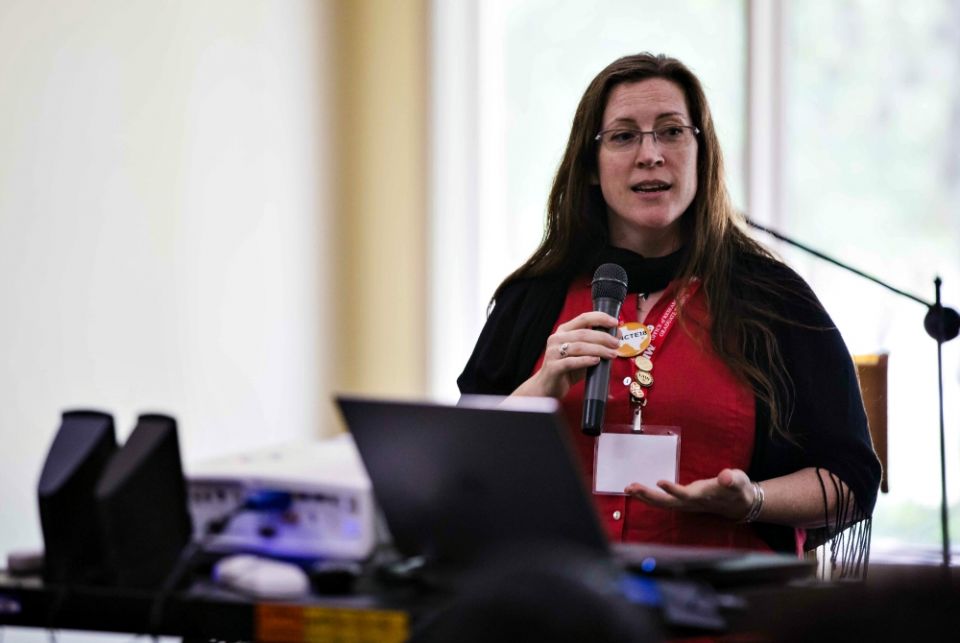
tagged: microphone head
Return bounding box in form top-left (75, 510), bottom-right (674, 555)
top-left (591, 263), bottom-right (628, 303)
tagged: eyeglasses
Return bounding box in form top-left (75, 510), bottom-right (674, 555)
top-left (594, 125), bottom-right (700, 151)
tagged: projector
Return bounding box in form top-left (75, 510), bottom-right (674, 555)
top-left (186, 433), bottom-right (377, 562)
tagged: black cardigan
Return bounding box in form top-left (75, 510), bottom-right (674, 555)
top-left (457, 250), bottom-right (882, 555)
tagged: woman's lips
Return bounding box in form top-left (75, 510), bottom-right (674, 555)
top-left (631, 180), bottom-right (671, 193)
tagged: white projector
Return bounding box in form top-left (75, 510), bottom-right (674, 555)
top-left (185, 433), bottom-right (377, 562)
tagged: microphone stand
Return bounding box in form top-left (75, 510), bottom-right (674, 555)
top-left (747, 218), bottom-right (960, 569)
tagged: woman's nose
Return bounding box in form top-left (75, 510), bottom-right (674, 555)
top-left (634, 135), bottom-right (664, 168)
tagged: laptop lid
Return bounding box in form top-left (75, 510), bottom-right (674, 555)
top-left (335, 394), bottom-right (610, 569)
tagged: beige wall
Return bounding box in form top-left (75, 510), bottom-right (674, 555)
top-left (331, 0), bottom-right (429, 398)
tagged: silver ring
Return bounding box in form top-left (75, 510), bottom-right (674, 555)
top-left (559, 342), bottom-right (569, 358)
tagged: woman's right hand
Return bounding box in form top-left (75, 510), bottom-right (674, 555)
top-left (512, 311), bottom-right (621, 399)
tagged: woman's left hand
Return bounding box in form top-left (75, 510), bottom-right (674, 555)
top-left (624, 468), bottom-right (756, 521)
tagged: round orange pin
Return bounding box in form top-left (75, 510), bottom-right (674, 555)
top-left (617, 322), bottom-right (651, 358)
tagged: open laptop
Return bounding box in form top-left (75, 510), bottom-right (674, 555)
top-left (335, 394), bottom-right (813, 586)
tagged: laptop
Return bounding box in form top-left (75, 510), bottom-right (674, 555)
top-left (336, 394), bottom-right (610, 570)
top-left (335, 394), bottom-right (813, 586)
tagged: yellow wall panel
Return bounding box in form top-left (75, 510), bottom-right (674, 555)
top-left (331, 0), bottom-right (428, 397)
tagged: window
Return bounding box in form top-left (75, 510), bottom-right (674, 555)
top-left (782, 0), bottom-right (960, 558)
top-left (430, 0), bottom-right (960, 559)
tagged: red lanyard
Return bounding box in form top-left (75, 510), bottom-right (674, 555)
top-left (641, 279), bottom-right (700, 361)
top-left (628, 279), bottom-right (700, 430)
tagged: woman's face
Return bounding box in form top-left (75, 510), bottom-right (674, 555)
top-left (596, 78), bottom-right (698, 257)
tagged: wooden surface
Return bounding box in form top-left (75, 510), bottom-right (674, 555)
top-left (855, 353), bottom-right (889, 493)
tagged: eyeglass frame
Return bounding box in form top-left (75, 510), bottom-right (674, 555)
top-left (593, 124), bottom-right (701, 151)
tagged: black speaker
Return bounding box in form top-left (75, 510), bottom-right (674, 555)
top-left (95, 413), bottom-right (193, 589)
top-left (37, 410), bottom-right (118, 584)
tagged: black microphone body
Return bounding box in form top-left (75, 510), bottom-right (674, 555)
top-left (582, 264), bottom-right (628, 435)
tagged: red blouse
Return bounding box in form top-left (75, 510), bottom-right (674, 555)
top-left (537, 278), bottom-right (772, 551)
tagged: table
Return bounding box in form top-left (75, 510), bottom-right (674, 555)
top-left (2, 563), bottom-right (958, 642)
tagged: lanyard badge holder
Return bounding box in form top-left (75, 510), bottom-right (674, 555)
top-left (594, 424), bottom-right (681, 495)
top-left (592, 282), bottom-right (697, 496)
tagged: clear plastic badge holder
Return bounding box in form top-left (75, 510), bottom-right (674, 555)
top-left (593, 424), bottom-right (682, 495)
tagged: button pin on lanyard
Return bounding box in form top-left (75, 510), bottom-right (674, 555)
top-left (617, 281), bottom-right (700, 432)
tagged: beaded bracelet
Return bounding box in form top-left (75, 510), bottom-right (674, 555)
top-left (741, 481), bottom-right (765, 523)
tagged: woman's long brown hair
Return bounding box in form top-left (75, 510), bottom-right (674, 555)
top-left (497, 53), bottom-right (797, 439)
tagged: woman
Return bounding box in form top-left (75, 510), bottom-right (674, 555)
top-left (458, 53), bottom-right (881, 576)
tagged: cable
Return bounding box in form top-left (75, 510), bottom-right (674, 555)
top-left (44, 585), bottom-right (69, 640)
top-left (145, 490), bottom-right (294, 636)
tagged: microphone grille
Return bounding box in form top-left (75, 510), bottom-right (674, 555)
top-left (591, 263), bottom-right (628, 302)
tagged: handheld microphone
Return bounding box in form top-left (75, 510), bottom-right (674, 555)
top-left (582, 263), bottom-right (628, 436)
